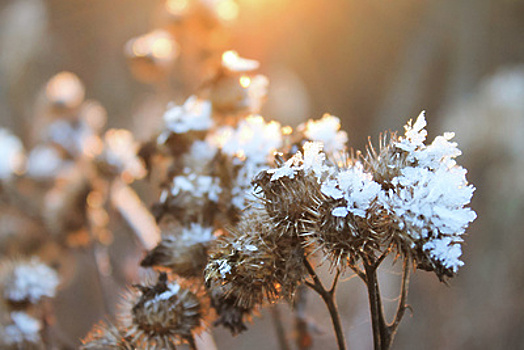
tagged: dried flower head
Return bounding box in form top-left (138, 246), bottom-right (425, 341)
top-left (124, 273), bottom-right (202, 349)
top-left (205, 210), bottom-right (307, 333)
top-left (141, 224), bottom-right (215, 278)
top-left (1, 257), bottom-right (59, 306)
top-left (81, 321), bottom-right (135, 350)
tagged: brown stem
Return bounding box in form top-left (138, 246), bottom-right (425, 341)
top-left (293, 285), bottom-right (313, 350)
top-left (270, 305), bottom-right (291, 350)
top-left (387, 256), bottom-right (411, 345)
top-left (364, 261), bottom-right (384, 350)
top-left (364, 255), bottom-right (412, 350)
top-left (187, 335), bottom-right (197, 350)
top-left (303, 259), bottom-right (347, 350)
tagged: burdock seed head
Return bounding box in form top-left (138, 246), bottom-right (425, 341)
top-left (125, 273), bottom-right (202, 349)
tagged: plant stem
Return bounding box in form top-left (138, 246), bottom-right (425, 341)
top-left (364, 261), bottom-right (385, 350)
top-left (270, 304), bottom-right (291, 350)
top-left (363, 255), bottom-right (412, 350)
top-left (303, 259), bottom-right (347, 350)
top-left (293, 285), bottom-right (312, 350)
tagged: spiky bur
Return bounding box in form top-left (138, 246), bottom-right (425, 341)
top-left (81, 321), bottom-right (135, 350)
top-left (371, 113), bottom-right (477, 280)
top-left (122, 273), bottom-right (203, 349)
top-left (204, 211), bottom-right (307, 334)
top-left (262, 112), bottom-right (477, 281)
top-left (141, 223), bottom-right (215, 278)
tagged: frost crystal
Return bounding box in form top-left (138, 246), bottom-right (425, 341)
top-left (3, 258), bottom-right (60, 304)
top-left (267, 141), bottom-right (329, 182)
top-left (423, 237), bottom-right (465, 273)
top-left (145, 282), bottom-right (181, 307)
top-left (322, 163), bottom-right (382, 218)
top-left (0, 128), bottom-right (24, 179)
top-left (163, 96), bottom-right (212, 134)
top-left (171, 174), bottom-right (221, 202)
top-left (302, 114), bottom-right (348, 154)
top-left (2, 312), bottom-right (42, 345)
top-left (214, 116), bottom-right (282, 164)
top-left (180, 223), bottom-right (215, 243)
top-left (375, 114), bottom-right (477, 272)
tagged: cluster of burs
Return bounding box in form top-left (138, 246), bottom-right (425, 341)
top-left (83, 45), bottom-right (475, 348)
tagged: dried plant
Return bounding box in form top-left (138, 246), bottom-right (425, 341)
top-left (0, 1), bottom-right (478, 350)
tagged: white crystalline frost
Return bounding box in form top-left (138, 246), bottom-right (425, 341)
top-left (171, 174), bottom-right (221, 202)
top-left (0, 128), bottom-right (24, 179)
top-left (302, 142), bottom-right (329, 180)
top-left (423, 237), bottom-right (465, 273)
top-left (215, 116), bottom-right (282, 164)
top-left (321, 163), bottom-right (382, 218)
top-left (395, 111), bottom-right (427, 153)
top-left (302, 114), bottom-right (348, 154)
top-left (163, 96), bottom-right (212, 134)
top-left (4, 258), bottom-right (59, 304)
top-left (268, 154), bottom-right (302, 181)
top-left (268, 141), bottom-right (330, 182)
top-left (146, 282), bottom-right (180, 307)
top-left (382, 165), bottom-right (476, 241)
top-left (218, 259), bottom-right (232, 278)
top-left (180, 223), bottom-right (215, 244)
top-left (3, 312), bottom-right (42, 345)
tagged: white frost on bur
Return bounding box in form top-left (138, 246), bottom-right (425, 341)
top-left (3, 258), bottom-right (59, 304)
top-left (2, 312), bottom-right (42, 345)
top-left (423, 237), bottom-right (465, 273)
top-left (0, 128), bottom-right (24, 179)
top-left (230, 161), bottom-right (265, 209)
top-left (379, 113), bottom-right (476, 272)
top-left (26, 145), bottom-right (63, 179)
top-left (180, 223), bottom-right (215, 243)
top-left (171, 174), bottom-right (221, 202)
top-left (382, 165), bottom-right (476, 240)
top-left (163, 96), bottom-right (212, 134)
top-left (321, 163), bottom-right (382, 218)
top-left (267, 141), bottom-right (329, 182)
top-left (303, 142), bottom-right (329, 180)
top-left (244, 244), bottom-right (258, 252)
top-left (302, 114), bottom-right (348, 154)
top-left (395, 111), bottom-right (427, 154)
top-left (146, 282), bottom-right (180, 307)
top-left (215, 116), bottom-right (282, 164)
top-left (217, 259), bottom-right (232, 278)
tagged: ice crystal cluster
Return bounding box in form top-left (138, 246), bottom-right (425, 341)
top-left (257, 112), bottom-right (476, 280)
top-left (0, 258), bottom-right (60, 349)
top-left (1, 257), bottom-right (59, 305)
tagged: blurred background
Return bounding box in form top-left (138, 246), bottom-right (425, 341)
top-left (1, 0), bottom-right (524, 349)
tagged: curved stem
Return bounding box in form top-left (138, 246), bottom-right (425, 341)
top-left (387, 256), bottom-right (411, 345)
top-left (303, 259), bottom-right (347, 350)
